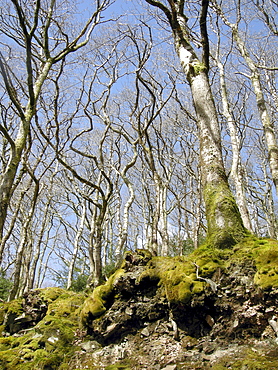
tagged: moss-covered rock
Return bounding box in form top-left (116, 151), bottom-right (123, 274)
top-left (81, 238), bottom-right (278, 331)
top-left (0, 287), bottom-right (86, 370)
top-left (1, 238), bottom-right (278, 370)
top-left (81, 268), bottom-right (125, 327)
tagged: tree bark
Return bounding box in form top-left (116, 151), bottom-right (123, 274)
top-left (217, 58), bottom-right (253, 231)
top-left (145, 0), bottom-right (246, 247)
top-left (189, 69), bottom-right (245, 247)
top-left (67, 199), bottom-right (87, 290)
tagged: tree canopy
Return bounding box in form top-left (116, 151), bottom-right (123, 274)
top-left (0, 0), bottom-right (277, 297)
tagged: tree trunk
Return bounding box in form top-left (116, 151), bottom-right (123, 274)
top-left (213, 1), bottom-right (278, 194)
top-left (145, 0), bottom-right (246, 247)
top-left (189, 69), bottom-right (246, 247)
top-left (0, 119), bottom-right (30, 255)
top-left (9, 179), bottom-right (39, 300)
top-left (67, 199), bottom-right (87, 290)
top-left (217, 58), bottom-right (253, 231)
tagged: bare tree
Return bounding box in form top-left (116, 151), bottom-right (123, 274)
top-left (0, 0), bottom-right (110, 255)
top-left (213, 26), bottom-right (252, 231)
top-left (212, 0), bottom-right (278, 194)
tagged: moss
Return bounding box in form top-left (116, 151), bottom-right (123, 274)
top-left (176, 279), bottom-right (192, 303)
top-left (135, 248), bottom-right (153, 259)
top-left (81, 268), bottom-right (125, 324)
top-left (203, 182), bottom-right (247, 249)
top-left (251, 239), bottom-right (278, 289)
top-left (0, 335), bottom-right (24, 350)
top-left (0, 288), bottom-right (86, 370)
top-left (192, 61), bottom-right (207, 75)
top-left (39, 287), bottom-right (70, 302)
top-left (139, 250), bottom-right (225, 305)
top-left (80, 236), bottom-right (278, 333)
top-left (192, 280), bottom-right (205, 294)
top-left (0, 298), bottom-right (23, 320)
top-left (104, 358), bottom-right (134, 369)
top-left (105, 365), bottom-right (132, 370)
top-left (43, 290), bottom-right (84, 320)
top-left (133, 236), bottom-right (278, 306)
top-left (1, 237), bottom-right (278, 369)
top-left (211, 345), bottom-right (278, 369)
top-left (224, 236), bottom-right (278, 289)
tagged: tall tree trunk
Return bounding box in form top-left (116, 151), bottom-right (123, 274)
top-left (9, 178), bottom-right (39, 300)
top-left (0, 117), bottom-right (31, 254)
top-left (67, 199), bottom-right (87, 289)
top-left (0, 57), bottom-right (53, 254)
top-left (217, 58), bottom-right (253, 231)
top-left (27, 200), bottom-right (51, 290)
top-left (145, 0), bottom-right (246, 247)
top-left (189, 69), bottom-right (245, 247)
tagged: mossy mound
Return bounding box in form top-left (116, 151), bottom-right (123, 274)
top-left (1, 236), bottom-right (278, 369)
top-left (229, 236), bottom-right (278, 289)
top-left (81, 236), bottom-right (278, 328)
top-left (138, 247), bottom-right (224, 304)
top-left (0, 287), bottom-right (86, 370)
top-left (81, 268), bottom-right (125, 327)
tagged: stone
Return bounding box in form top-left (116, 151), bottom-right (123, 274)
top-left (125, 306), bottom-right (133, 315)
top-left (48, 336), bottom-right (59, 344)
top-left (141, 327), bottom-right (150, 337)
top-left (269, 316), bottom-right (278, 337)
top-left (161, 365), bottom-right (177, 370)
top-left (205, 314), bottom-right (215, 327)
top-left (80, 340), bottom-right (102, 352)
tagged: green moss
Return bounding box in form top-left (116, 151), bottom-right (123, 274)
top-left (44, 290), bottom-right (84, 320)
top-left (104, 359), bottom-right (134, 369)
top-left (225, 236), bottom-right (278, 289)
top-left (0, 288), bottom-right (86, 370)
top-left (203, 182), bottom-right (247, 249)
top-left (39, 287), bottom-right (70, 302)
top-left (135, 248), bottom-right (153, 259)
top-left (251, 239), bottom-right (278, 288)
top-left (212, 345), bottom-right (278, 369)
top-left (139, 250), bottom-right (225, 305)
top-left (105, 365), bottom-right (132, 370)
top-left (0, 298), bottom-right (23, 319)
top-left (192, 280), bottom-right (205, 294)
top-left (132, 237), bottom-right (278, 307)
top-left (1, 237), bottom-right (278, 369)
top-left (80, 236), bottom-right (278, 332)
top-left (176, 279), bottom-right (192, 303)
top-left (192, 61), bottom-right (207, 75)
top-left (81, 268), bottom-right (125, 324)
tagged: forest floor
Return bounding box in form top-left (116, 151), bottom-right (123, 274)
top-left (1, 236), bottom-right (278, 369)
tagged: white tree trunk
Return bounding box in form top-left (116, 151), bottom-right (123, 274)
top-left (214, 1), bottom-right (278, 194)
top-left (217, 59), bottom-right (253, 231)
top-left (176, 35), bottom-right (245, 247)
top-left (67, 199), bottom-right (87, 290)
top-left (145, 0), bottom-right (246, 248)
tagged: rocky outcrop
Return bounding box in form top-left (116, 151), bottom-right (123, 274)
top-left (77, 238), bottom-right (278, 369)
top-left (0, 288), bottom-right (86, 370)
top-left (1, 237), bottom-right (278, 369)
top-left (2, 290), bottom-right (48, 335)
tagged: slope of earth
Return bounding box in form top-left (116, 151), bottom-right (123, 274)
top-left (1, 235), bottom-right (278, 369)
